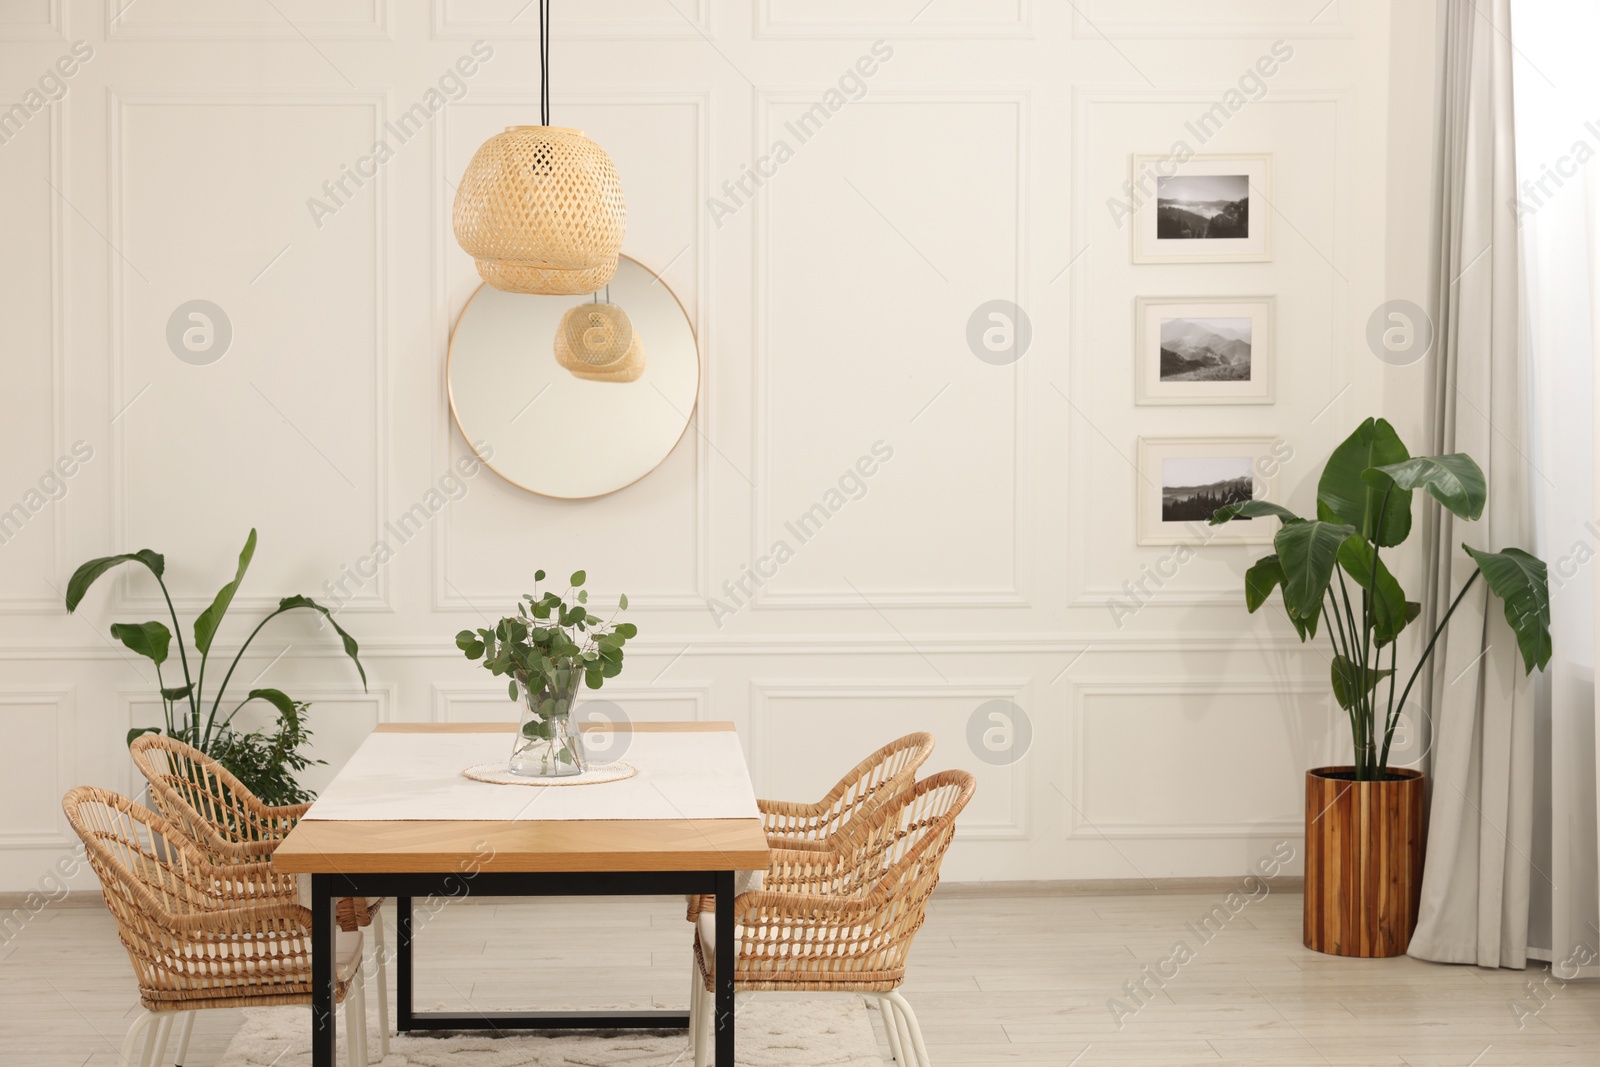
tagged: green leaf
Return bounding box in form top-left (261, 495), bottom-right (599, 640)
top-left (1210, 501), bottom-right (1303, 526)
top-left (64, 550), bottom-right (166, 612)
top-left (1336, 538), bottom-right (1411, 646)
top-left (1318, 418), bottom-right (1413, 546)
top-left (1286, 606), bottom-right (1320, 643)
top-left (570, 570), bottom-right (586, 586)
top-left (109, 620), bottom-right (172, 666)
top-left (243, 688), bottom-right (297, 723)
top-left (1365, 454), bottom-right (1486, 522)
top-left (1273, 521), bottom-right (1358, 621)
top-left (509, 678), bottom-right (518, 701)
top-left (194, 529), bottom-right (257, 655)
top-left (535, 569), bottom-right (546, 581)
top-left (126, 726), bottom-right (162, 747)
top-left (160, 684), bottom-right (193, 703)
top-left (1464, 545), bottom-right (1552, 673)
top-left (618, 593), bottom-right (629, 610)
top-left (276, 595), bottom-right (367, 689)
top-left (1330, 655), bottom-right (1394, 711)
top-left (1244, 556), bottom-right (1285, 613)
top-left (614, 622), bottom-right (638, 639)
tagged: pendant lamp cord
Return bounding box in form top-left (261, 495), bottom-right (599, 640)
top-left (539, 0), bottom-right (551, 126)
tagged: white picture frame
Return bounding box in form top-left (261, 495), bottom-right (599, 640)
top-left (1135, 296), bottom-right (1275, 406)
top-left (1132, 153), bottom-right (1273, 264)
top-left (1137, 436), bottom-right (1285, 546)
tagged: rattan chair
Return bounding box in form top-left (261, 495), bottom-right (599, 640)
top-left (688, 769), bottom-right (976, 1067)
top-left (686, 732), bottom-right (936, 926)
top-left (62, 787), bottom-right (368, 1067)
top-left (130, 733), bottom-right (392, 1056)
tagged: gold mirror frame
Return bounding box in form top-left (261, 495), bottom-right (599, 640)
top-left (446, 254), bottom-right (701, 500)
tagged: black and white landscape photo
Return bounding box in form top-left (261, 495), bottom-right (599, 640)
top-left (1159, 316), bottom-right (1252, 382)
top-left (1160, 456), bottom-right (1253, 523)
top-left (1156, 174), bottom-right (1250, 240)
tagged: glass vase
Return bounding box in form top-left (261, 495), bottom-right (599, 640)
top-left (508, 667), bottom-right (587, 778)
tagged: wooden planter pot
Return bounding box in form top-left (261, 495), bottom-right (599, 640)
top-left (1303, 766), bottom-right (1426, 958)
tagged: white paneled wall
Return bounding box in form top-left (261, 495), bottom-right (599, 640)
top-left (0, 0), bottom-right (1427, 890)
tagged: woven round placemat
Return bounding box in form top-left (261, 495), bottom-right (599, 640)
top-left (461, 762), bottom-right (636, 787)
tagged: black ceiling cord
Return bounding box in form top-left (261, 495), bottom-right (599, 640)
top-left (539, 0), bottom-right (551, 127)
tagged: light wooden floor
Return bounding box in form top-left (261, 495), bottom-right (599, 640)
top-left (4, 885), bottom-right (1598, 1066)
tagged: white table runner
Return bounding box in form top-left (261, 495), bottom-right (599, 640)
top-left (303, 729), bottom-right (760, 822)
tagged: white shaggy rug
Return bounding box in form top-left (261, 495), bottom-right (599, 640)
top-left (218, 999), bottom-right (885, 1066)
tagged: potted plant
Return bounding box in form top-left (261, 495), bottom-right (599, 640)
top-left (65, 529), bottom-right (367, 806)
top-left (1212, 418), bottom-right (1551, 957)
top-left (456, 569), bottom-right (636, 778)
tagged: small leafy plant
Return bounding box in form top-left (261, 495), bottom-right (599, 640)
top-left (65, 529), bottom-right (366, 805)
top-left (1213, 418), bottom-right (1551, 781)
top-left (456, 570), bottom-right (637, 776)
top-left (455, 569), bottom-right (637, 700)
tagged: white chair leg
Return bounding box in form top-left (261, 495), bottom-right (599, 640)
top-left (117, 1009), bottom-right (156, 1067)
top-left (148, 1014), bottom-right (174, 1067)
top-left (887, 991), bottom-right (932, 1067)
top-left (351, 968), bottom-right (371, 1067)
top-left (172, 1011), bottom-right (196, 1066)
top-left (876, 996), bottom-right (907, 1065)
top-left (372, 914), bottom-right (391, 1060)
top-left (686, 963), bottom-right (700, 1052)
top-left (692, 984), bottom-right (710, 1067)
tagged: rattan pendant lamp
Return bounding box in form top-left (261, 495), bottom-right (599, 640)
top-left (452, 0), bottom-right (626, 295)
top-left (554, 289), bottom-right (644, 382)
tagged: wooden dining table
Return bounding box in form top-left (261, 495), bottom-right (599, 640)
top-left (271, 721), bottom-right (771, 1067)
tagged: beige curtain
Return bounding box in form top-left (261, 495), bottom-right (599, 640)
top-left (1407, 0), bottom-right (1535, 968)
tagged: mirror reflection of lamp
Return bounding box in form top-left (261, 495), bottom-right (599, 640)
top-left (554, 292), bottom-right (644, 383)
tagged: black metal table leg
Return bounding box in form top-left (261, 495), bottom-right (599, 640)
top-left (396, 896), bottom-right (413, 1031)
top-left (311, 874), bottom-right (336, 1067)
top-left (714, 870), bottom-right (735, 1067)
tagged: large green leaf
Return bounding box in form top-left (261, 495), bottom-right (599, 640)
top-left (1330, 655), bottom-right (1395, 711)
top-left (108, 620), bottom-right (172, 666)
top-left (242, 687), bottom-right (297, 722)
top-left (1365, 454), bottom-right (1486, 522)
top-left (126, 726), bottom-right (162, 747)
top-left (1244, 555), bottom-right (1285, 613)
top-left (1464, 545), bottom-right (1552, 673)
top-left (1210, 500), bottom-right (1304, 526)
top-left (194, 529), bottom-right (257, 655)
top-left (277, 595), bottom-right (368, 689)
top-left (1318, 418), bottom-right (1413, 546)
top-left (1336, 538), bottom-right (1411, 646)
top-left (64, 550), bottom-right (166, 612)
top-left (1274, 520), bottom-right (1358, 621)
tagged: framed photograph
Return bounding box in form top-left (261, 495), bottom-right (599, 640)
top-left (1137, 436), bottom-right (1283, 546)
top-left (1132, 154), bottom-right (1272, 263)
top-left (1135, 296), bottom-right (1274, 405)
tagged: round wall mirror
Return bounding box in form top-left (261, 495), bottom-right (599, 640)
top-left (447, 255), bottom-right (699, 499)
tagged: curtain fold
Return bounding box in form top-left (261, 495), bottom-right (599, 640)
top-left (1408, 0), bottom-right (1536, 969)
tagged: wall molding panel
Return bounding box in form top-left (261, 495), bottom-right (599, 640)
top-left (0, 689), bottom-right (74, 849)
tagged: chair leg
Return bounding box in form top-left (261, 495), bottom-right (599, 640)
top-left (372, 913), bottom-right (391, 1060)
top-left (172, 1011), bottom-right (196, 1066)
top-left (876, 996), bottom-right (907, 1065)
top-left (887, 991), bottom-right (932, 1067)
top-left (692, 983), bottom-right (710, 1067)
top-left (117, 1009), bottom-right (155, 1067)
top-left (346, 968), bottom-right (369, 1067)
top-left (148, 1014), bottom-right (174, 1067)
top-left (686, 961), bottom-right (700, 1052)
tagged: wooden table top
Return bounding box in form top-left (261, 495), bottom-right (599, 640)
top-left (271, 721), bottom-right (771, 874)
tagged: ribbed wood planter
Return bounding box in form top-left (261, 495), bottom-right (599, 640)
top-left (1303, 766), bottom-right (1426, 957)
